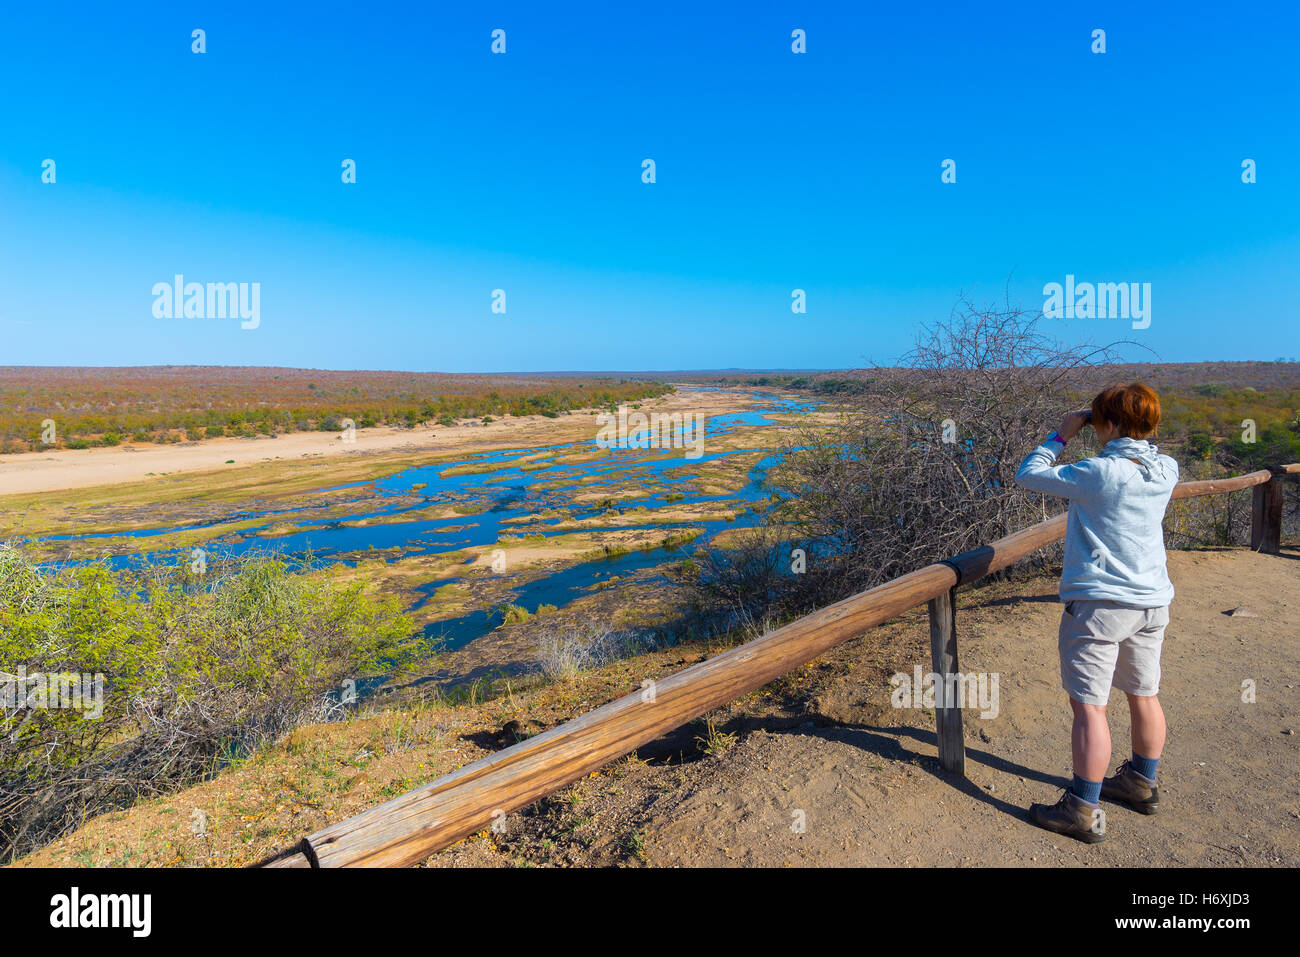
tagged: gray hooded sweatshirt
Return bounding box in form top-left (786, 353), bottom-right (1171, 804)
top-left (1014, 435), bottom-right (1179, 608)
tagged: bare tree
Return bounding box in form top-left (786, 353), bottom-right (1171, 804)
top-left (699, 295), bottom-right (1129, 619)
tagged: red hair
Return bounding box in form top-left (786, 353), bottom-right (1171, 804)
top-left (1091, 383), bottom-right (1161, 439)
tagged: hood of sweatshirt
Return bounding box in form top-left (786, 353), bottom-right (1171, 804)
top-left (1100, 436), bottom-right (1169, 481)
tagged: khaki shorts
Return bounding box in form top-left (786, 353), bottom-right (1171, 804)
top-left (1058, 600), bottom-right (1169, 706)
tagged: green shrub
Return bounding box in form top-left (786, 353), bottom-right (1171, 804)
top-left (499, 604), bottom-right (531, 625)
top-left (0, 546), bottom-right (415, 861)
top-left (1223, 422), bottom-right (1300, 471)
top-left (1185, 432), bottom-right (1215, 460)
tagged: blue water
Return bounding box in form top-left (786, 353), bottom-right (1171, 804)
top-left (30, 390), bottom-right (813, 651)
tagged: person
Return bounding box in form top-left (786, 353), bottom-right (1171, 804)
top-left (1013, 383), bottom-right (1179, 843)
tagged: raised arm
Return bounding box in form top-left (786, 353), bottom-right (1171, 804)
top-left (1015, 438), bottom-right (1102, 500)
top-left (1015, 409), bottom-right (1100, 500)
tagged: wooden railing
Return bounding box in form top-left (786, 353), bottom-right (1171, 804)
top-left (258, 463), bottom-right (1299, 867)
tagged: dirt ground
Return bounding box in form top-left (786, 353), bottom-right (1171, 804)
top-left (433, 547), bottom-right (1299, 867)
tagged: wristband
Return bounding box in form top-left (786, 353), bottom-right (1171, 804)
top-left (1047, 432), bottom-right (1067, 446)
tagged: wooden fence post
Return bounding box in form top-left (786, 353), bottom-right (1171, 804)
top-left (1251, 470), bottom-right (1284, 554)
top-left (927, 586), bottom-right (965, 776)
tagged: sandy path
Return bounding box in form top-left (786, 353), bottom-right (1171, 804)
top-left (0, 388), bottom-right (751, 497)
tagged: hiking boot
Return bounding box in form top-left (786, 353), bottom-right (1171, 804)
top-left (1102, 760), bottom-right (1161, 815)
top-left (1029, 789), bottom-right (1108, 843)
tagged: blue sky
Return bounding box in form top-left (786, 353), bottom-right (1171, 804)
top-left (1, 1), bottom-right (1296, 372)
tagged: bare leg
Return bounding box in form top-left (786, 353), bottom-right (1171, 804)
top-left (1126, 692), bottom-right (1166, 761)
top-left (1070, 698), bottom-right (1111, 782)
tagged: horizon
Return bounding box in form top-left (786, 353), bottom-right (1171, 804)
top-left (1, 358), bottom-right (1297, 376)
top-left (2, 2), bottom-right (1297, 371)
